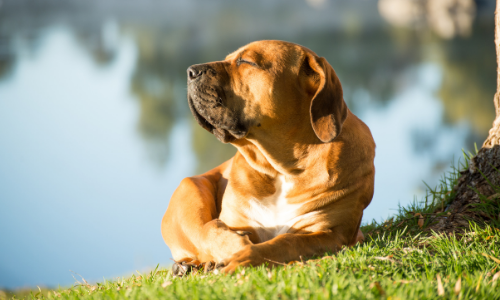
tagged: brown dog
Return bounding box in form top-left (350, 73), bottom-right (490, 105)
top-left (161, 40), bottom-right (375, 273)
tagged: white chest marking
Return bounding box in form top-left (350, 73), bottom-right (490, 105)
top-left (245, 175), bottom-right (316, 241)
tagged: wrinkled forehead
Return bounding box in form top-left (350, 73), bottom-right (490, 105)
top-left (225, 40), bottom-right (316, 70)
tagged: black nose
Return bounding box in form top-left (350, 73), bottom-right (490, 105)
top-left (187, 65), bottom-right (205, 81)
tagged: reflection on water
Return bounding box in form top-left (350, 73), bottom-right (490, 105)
top-left (379, 0), bottom-right (477, 39)
top-left (0, 0), bottom-right (496, 289)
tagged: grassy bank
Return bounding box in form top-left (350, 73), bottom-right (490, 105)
top-left (4, 154), bottom-right (500, 300)
top-left (7, 225), bottom-right (499, 299)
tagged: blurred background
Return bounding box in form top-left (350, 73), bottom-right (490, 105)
top-left (0, 0), bottom-right (496, 290)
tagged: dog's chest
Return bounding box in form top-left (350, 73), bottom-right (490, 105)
top-left (244, 175), bottom-right (314, 242)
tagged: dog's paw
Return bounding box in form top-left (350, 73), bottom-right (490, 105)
top-left (172, 260), bottom-right (210, 277)
top-left (172, 261), bottom-right (195, 277)
top-left (220, 245), bottom-right (266, 274)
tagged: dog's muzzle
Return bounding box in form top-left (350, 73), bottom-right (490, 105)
top-left (186, 64), bottom-right (247, 143)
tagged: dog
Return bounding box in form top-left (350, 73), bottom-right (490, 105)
top-left (161, 40), bottom-right (375, 274)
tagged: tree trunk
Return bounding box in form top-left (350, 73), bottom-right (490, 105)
top-left (430, 0), bottom-right (500, 233)
top-left (483, 0), bottom-right (500, 148)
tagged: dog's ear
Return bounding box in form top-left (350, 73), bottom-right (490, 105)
top-left (301, 53), bottom-right (347, 143)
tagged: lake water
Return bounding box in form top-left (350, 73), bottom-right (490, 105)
top-left (0, 0), bottom-right (496, 289)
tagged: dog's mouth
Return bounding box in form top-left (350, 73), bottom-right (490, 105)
top-left (188, 95), bottom-right (245, 144)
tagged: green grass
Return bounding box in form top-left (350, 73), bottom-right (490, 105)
top-left (9, 225), bottom-right (499, 300)
top-left (4, 153), bottom-right (500, 300)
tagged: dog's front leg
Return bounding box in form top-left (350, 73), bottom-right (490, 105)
top-left (220, 227), bottom-right (361, 273)
top-left (198, 219), bottom-right (253, 262)
top-left (161, 165), bottom-right (252, 264)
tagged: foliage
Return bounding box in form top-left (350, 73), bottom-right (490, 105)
top-left (363, 151), bottom-right (471, 238)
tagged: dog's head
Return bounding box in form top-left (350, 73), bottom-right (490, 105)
top-left (187, 40), bottom-right (347, 144)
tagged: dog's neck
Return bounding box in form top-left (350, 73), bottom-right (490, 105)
top-left (231, 123), bottom-right (335, 179)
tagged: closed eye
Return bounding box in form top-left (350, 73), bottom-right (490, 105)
top-left (237, 57), bottom-right (258, 68)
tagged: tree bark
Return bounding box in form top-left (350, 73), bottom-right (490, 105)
top-left (483, 0), bottom-right (500, 148)
top-left (430, 0), bottom-right (500, 233)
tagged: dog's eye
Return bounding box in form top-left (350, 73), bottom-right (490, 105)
top-left (237, 57), bottom-right (257, 67)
